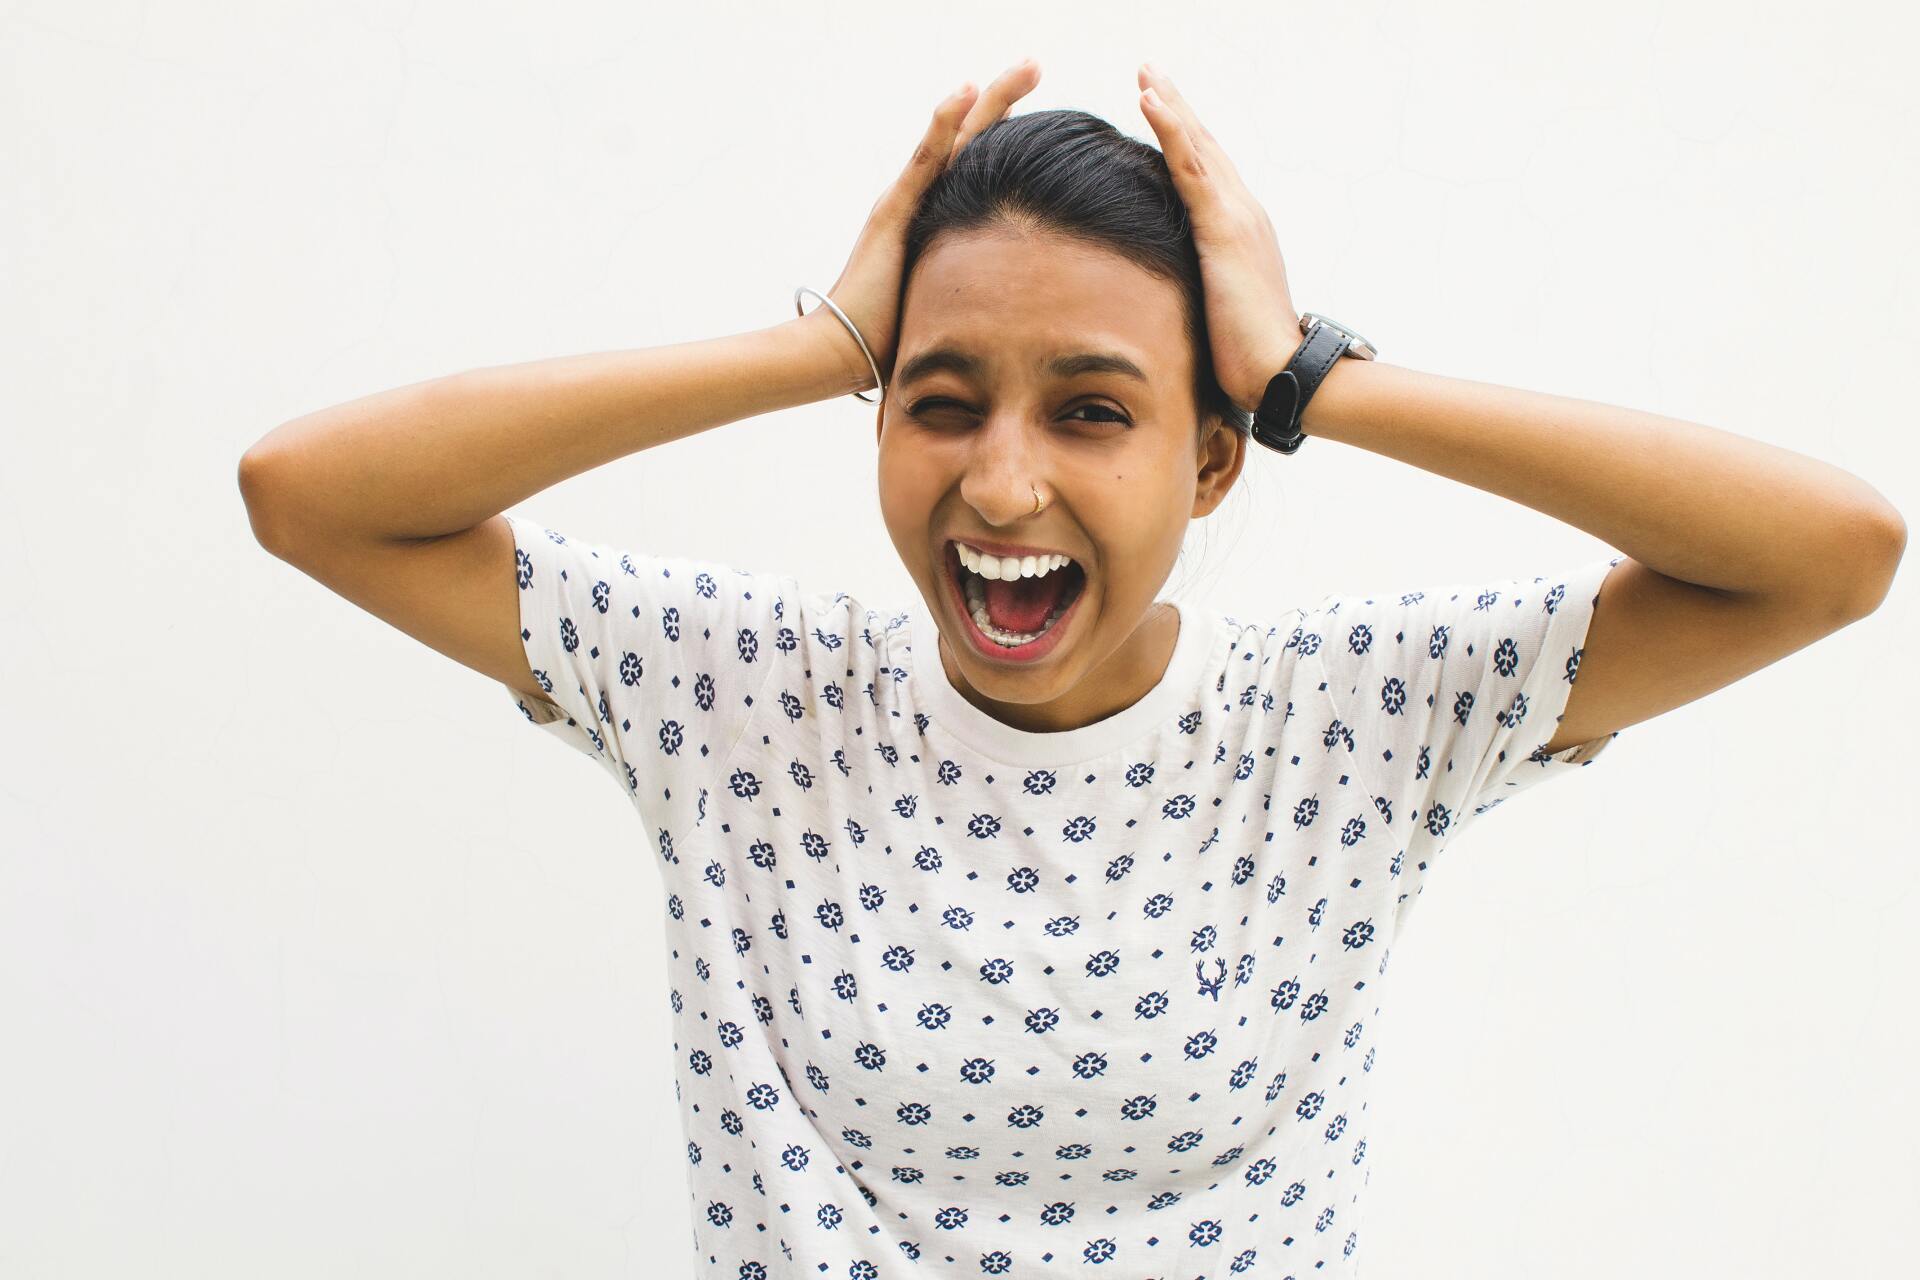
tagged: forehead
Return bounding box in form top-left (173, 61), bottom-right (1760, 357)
top-left (900, 228), bottom-right (1187, 382)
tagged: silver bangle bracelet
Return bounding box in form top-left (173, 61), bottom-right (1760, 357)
top-left (794, 285), bottom-right (885, 404)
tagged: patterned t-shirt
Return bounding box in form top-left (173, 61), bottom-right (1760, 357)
top-left (500, 511), bottom-right (1623, 1279)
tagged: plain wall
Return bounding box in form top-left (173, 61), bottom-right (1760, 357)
top-left (4, 1), bottom-right (1915, 1275)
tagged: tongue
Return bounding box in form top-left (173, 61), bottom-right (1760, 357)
top-left (983, 569), bottom-right (1071, 634)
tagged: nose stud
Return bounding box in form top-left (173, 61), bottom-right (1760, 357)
top-left (1031, 484), bottom-right (1046, 516)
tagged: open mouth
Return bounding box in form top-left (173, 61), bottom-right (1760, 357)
top-left (942, 540), bottom-right (1089, 662)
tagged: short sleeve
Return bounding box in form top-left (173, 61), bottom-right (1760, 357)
top-left (1309, 554), bottom-right (1624, 865)
top-left (500, 512), bottom-right (793, 806)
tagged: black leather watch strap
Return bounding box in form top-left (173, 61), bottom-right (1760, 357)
top-left (1249, 320), bottom-right (1353, 455)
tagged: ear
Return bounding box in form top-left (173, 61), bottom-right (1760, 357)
top-left (1191, 416), bottom-right (1247, 518)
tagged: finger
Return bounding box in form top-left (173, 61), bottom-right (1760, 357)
top-left (1139, 84), bottom-right (1212, 187)
top-left (903, 81), bottom-right (981, 185)
top-left (1138, 62), bottom-right (1217, 148)
top-left (1138, 63), bottom-right (1248, 193)
top-left (955, 57), bottom-right (1042, 156)
top-left (1138, 64), bottom-right (1254, 202)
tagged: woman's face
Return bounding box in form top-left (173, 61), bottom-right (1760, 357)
top-left (876, 224), bottom-right (1245, 732)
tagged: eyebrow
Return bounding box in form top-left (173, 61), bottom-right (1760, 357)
top-left (894, 346), bottom-right (1151, 388)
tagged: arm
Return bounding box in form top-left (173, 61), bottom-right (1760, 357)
top-left (236, 68), bottom-right (1034, 721)
top-left (237, 312), bottom-right (867, 548)
top-left (1291, 360), bottom-right (1907, 753)
top-left (1295, 361), bottom-right (1905, 613)
top-left (1134, 62), bottom-right (1907, 758)
top-left (234, 313), bottom-right (865, 708)
top-left (235, 65), bottom-right (1053, 547)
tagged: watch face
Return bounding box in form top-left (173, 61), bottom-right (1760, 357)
top-left (1300, 311), bottom-right (1376, 359)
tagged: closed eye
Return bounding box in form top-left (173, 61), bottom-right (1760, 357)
top-left (905, 398), bottom-right (1132, 427)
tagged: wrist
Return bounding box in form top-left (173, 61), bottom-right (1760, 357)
top-left (1241, 313), bottom-right (1381, 448)
top-left (1231, 338), bottom-right (1304, 416)
top-left (794, 309), bottom-right (880, 400)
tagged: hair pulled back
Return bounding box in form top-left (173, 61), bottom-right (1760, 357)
top-left (899, 108), bottom-right (1253, 441)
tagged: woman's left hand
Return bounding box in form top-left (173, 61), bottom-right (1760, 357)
top-left (1136, 64), bottom-right (1302, 415)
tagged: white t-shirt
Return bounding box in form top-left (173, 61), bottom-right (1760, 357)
top-left (500, 512), bottom-right (1621, 1278)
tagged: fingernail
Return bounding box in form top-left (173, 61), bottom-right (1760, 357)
top-left (1144, 60), bottom-right (1159, 76)
top-left (1144, 86), bottom-right (1163, 107)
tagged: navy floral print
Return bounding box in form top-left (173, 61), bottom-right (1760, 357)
top-left (502, 512), bottom-right (1622, 1277)
top-left (1306, 558), bottom-right (1625, 935)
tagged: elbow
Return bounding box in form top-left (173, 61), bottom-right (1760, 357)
top-left (237, 445), bottom-right (294, 556)
top-left (1837, 504), bottom-right (1907, 619)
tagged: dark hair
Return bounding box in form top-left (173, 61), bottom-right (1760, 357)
top-left (899, 108), bottom-right (1253, 443)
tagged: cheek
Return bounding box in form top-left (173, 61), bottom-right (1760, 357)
top-left (1088, 481), bottom-right (1190, 592)
top-left (874, 440), bottom-right (935, 557)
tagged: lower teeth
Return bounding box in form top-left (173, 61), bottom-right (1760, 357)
top-left (963, 575), bottom-right (1072, 648)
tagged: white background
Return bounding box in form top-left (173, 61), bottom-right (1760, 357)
top-left (5, 1), bottom-right (1916, 1276)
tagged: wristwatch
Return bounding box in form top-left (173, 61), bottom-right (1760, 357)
top-left (1249, 312), bottom-right (1377, 454)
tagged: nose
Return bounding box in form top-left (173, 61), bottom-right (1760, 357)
top-left (956, 411), bottom-right (1052, 527)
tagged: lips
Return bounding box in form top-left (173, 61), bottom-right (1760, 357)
top-left (949, 535), bottom-right (1080, 569)
top-left (940, 540), bottom-right (1089, 664)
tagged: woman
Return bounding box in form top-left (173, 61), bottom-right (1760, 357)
top-left (239, 60), bottom-right (1903, 1279)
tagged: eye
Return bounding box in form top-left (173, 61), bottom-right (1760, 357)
top-left (1066, 402), bottom-right (1132, 427)
top-left (904, 398), bottom-right (1132, 428)
top-left (903, 397), bottom-right (968, 419)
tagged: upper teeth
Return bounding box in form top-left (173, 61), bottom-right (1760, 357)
top-left (956, 541), bottom-right (1074, 582)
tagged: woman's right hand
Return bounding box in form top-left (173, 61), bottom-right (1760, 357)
top-left (803, 59), bottom-right (1044, 398)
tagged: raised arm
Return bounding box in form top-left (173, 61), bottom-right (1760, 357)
top-left (235, 317), bottom-right (863, 705)
top-left (238, 315), bottom-right (865, 548)
top-left (235, 62), bottom-right (1041, 711)
top-left (1133, 61), bottom-right (1906, 757)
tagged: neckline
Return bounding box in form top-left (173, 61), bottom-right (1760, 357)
top-left (906, 595), bottom-right (1218, 766)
